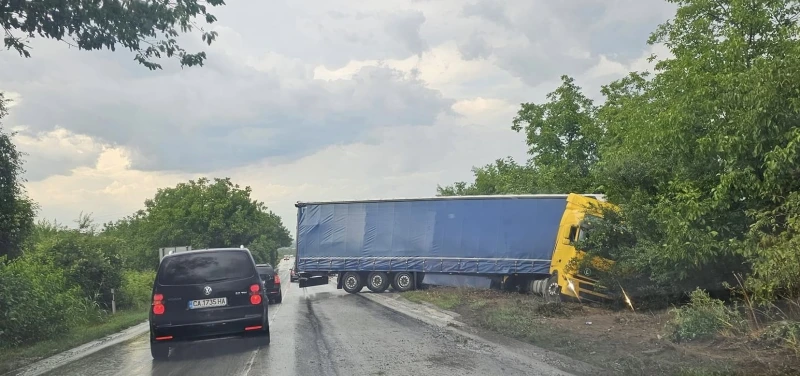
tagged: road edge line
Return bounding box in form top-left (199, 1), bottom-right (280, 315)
top-left (6, 321), bottom-right (149, 376)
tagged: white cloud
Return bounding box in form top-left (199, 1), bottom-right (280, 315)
top-left (313, 42), bottom-right (524, 100)
top-left (1, 0), bottom-right (676, 236)
top-left (10, 125), bottom-right (106, 180)
top-left (26, 113), bottom-right (527, 236)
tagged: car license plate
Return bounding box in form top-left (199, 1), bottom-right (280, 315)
top-left (188, 297), bottom-right (227, 309)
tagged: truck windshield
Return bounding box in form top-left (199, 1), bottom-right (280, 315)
top-left (577, 214), bottom-right (601, 243)
top-left (577, 226), bottom-right (590, 242)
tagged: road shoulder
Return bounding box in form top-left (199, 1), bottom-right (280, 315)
top-left (3, 320), bottom-right (149, 376)
top-left (357, 291), bottom-right (607, 376)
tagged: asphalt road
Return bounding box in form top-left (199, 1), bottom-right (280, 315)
top-left (40, 258), bottom-right (573, 376)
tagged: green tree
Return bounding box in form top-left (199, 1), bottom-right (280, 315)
top-left (0, 94), bottom-right (36, 259)
top-left (437, 158), bottom-right (538, 196)
top-left (105, 177), bottom-right (293, 269)
top-left (438, 0), bottom-right (800, 302)
top-left (2, 0), bottom-right (226, 70)
top-left (586, 0), bottom-right (800, 299)
top-left (511, 75), bottom-right (602, 194)
top-left (438, 76), bottom-right (603, 198)
top-left (101, 210), bottom-right (154, 271)
top-left (649, 0), bottom-right (800, 300)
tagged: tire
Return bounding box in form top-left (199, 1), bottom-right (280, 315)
top-left (528, 279), bottom-right (542, 295)
top-left (391, 272), bottom-right (414, 292)
top-left (275, 292), bottom-right (283, 304)
top-left (544, 275), bottom-right (563, 303)
top-left (150, 342), bottom-right (169, 360)
top-left (341, 272), bottom-right (363, 294)
top-left (366, 272), bottom-right (390, 293)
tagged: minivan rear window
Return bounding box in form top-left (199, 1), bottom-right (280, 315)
top-left (158, 251), bottom-right (255, 285)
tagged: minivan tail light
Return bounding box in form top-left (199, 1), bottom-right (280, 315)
top-left (152, 293), bottom-right (165, 315)
top-left (249, 283), bottom-right (262, 305)
top-left (274, 274), bottom-right (280, 284)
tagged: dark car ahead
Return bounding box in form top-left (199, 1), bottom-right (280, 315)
top-left (256, 264), bottom-right (282, 303)
top-left (289, 266), bottom-right (298, 282)
top-left (149, 248), bottom-right (270, 360)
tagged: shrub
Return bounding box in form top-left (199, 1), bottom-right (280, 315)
top-left (0, 256), bottom-right (90, 347)
top-left (666, 289), bottom-right (745, 342)
top-left (117, 270), bottom-right (156, 310)
top-left (32, 231), bottom-right (124, 308)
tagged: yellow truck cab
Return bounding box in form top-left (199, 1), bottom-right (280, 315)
top-left (533, 193), bottom-right (616, 302)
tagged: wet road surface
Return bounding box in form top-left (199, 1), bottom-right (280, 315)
top-left (40, 259), bottom-right (573, 376)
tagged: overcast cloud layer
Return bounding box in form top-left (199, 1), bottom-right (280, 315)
top-left (0, 0), bottom-right (675, 235)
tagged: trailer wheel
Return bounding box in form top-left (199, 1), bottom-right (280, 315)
top-left (391, 271), bottom-right (414, 292)
top-left (366, 272), bottom-right (390, 293)
top-left (342, 272), bottom-right (364, 294)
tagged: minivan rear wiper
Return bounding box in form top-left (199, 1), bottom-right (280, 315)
top-left (204, 277), bottom-right (230, 283)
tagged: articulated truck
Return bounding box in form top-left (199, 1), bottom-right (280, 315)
top-left (296, 194), bottom-right (615, 301)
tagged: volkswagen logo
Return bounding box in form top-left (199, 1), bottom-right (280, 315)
top-left (203, 286), bottom-right (212, 295)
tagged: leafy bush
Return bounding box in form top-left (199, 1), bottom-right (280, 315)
top-left (666, 289), bottom-right (745, 343)
top-left (0, 256), bottom-right (90, 347)
top-left (31, 229), bottom-right (124, 308)
top-left (118, 270), bottom-right (156, 310)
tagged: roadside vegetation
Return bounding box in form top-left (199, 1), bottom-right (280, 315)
top-left (0, 110), bottom-right (291, 371)
top-left (0, 1), bottom-right (297, 371)
top-left (433, 1), bottom-right (800, 374)
top-left (404, 288), bottom-right (800, 376)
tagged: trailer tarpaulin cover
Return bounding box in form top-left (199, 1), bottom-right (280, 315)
top-left (296, 197), bottom-right (566, 275)
top-left (422, 273), bottom-right (493, 289)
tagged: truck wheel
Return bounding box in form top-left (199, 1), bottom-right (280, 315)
top-left (391, 271), bottom-right (414, 292)
top-left (342, 272), bottom-right (364, 293)
top-left (544, 275), bottom-right (562, 303)
top-left (366, 272), bottom-right (390, 293)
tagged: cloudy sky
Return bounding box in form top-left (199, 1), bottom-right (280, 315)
top-left (0, 0), bottom-right (675, 237)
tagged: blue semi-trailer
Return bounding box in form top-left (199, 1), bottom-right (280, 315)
top-left (295, 194), bottom-right (614, 301)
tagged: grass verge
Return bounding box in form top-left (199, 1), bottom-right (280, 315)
top-left (402, 288), bottom-right (799, 376)
top-left (0, 309), bottom-right (148, 374)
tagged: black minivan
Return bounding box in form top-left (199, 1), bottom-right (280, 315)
top-left (149, 248), bottom-right (270, 360)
